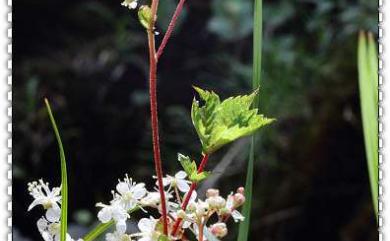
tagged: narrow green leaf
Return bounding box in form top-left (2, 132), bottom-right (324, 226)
top-left (238, 0), bottom-right (262, 240)
top-left (357, 32), bottom-right (379, 218)
top-left (44, 99), bottom-right (68, 241)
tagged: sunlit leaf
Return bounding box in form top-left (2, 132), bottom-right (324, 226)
top-left (357, 31), bottom-right (378, 218)
top-left (191, 86), bottom-right (274, 154)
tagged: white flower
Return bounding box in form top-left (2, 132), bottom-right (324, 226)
top-left (36, 218), bottom-right (81, 241)
top-left (121, 0), bottom-right (137, 9)
top-left (141, 191), bottom-right (178, 212)
top-left (106, 231), bottom-right (132, 241)
top-left (137, 217), bottom-right (160, 241)
top-left (28, 179), bottom-right (61, 222)
top-left (162, 171), bottom-right (190, 192)
top-left (115, 175), bottom-right (147, 210)
top-left (97, 201), bottom-right (129, 234)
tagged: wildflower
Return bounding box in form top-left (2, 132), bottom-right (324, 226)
top-left (162, 171), bottom-right (190, 192)
top-left (115, 175), bottom-right (147, 210)
top-left (27, 180), bottom-right (61, 222)
top-left (136, 217), bottom-right (161, 241)
top-left (121, 0), bottom-right (137, 9)
top-left (96, 201), bottom-right (129, 234)
top-left (36, 218), bottom-right (82, 241)
top-left (209, 223), bottom-right (228, 238)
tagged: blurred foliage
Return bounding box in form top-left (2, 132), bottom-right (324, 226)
top-left (14, 0), bottom-right (378, 241)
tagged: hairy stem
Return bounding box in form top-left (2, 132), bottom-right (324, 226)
top-left (156, 0), bottom-right (186, 60)
top-left (171, 154), bottom-right (210, 236)
top-left (147, 0), bottom-right (168, 235)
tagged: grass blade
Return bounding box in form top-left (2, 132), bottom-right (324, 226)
top-left (44, 99), bottom-right (68, 241)
top-left (237, 0), bottom-right (262, 240)
top-left (357, 32), bottom-right (378, 218)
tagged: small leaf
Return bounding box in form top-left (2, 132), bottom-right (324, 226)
top-left (178, 153), bottom-right (197, 175)
top-left (191, 87), bottom-right (274, 154)
top-left (44, 99), bottom-right (68, 241)
top-left (189, 171), bottom-right (211, 183)
top-left (138, 5), bottom-right (153, 30)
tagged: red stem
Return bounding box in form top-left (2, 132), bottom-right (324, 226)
top-left (171, 154), bottom-right (210, 236)
top-left (147, 0), bottom-right (168, 234)
top-left (156, 0), bottom-right (187, 60)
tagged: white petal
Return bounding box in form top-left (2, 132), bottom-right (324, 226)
top-left (129, 1), bottom-right (137, 9)
top-left (42, 231), bottom-right (53, 241)
top-left (138, 218), bottom-right (155, 232)
top-left (162, 177), bottom-right (170, 187)
top-left (175, 171), bottom-right (187, 179)
top-left (97, 207), bottom-right (112, 223)
top-left (116, 220), bottom-right (127, 234)
top-left (138, 238), bottom-right (150, 241)
top-left (46, 207), bottom-right (61, 222)
top-left (116, 182), bottom-right (130, 195)
top-left (28, 198), bottom-right (43, 211)
top-left (231, 210), bottom-right (245, 222)
top-left (37, 218), bottom-right (48, 233)
top-left (132, 184), bottom-right (147, 199)
top-left (176, 180), bottom-right (190, 192)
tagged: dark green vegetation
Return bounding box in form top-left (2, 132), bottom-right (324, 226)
top-left (14, 0), bottom-right (378, 240)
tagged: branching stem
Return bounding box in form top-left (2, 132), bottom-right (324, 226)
top-left (171, 154), bottom-right (210, 236)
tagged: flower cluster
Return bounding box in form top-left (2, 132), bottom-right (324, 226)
top-left (27, 179), bottom-right (82, 241)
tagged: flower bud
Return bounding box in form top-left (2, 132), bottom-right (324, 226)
top-left (233, 193), bottom-right (245, 207)
top-left (210, 223), bottom-right (228, 238)
top-left (177, 210), bottom-right (187, 219)
top-left (206, 188), bottom-right (220, 198)
top-left (207, 196), bottom-right (226, 209)
top-left (138, 6), bottom-right (153, 30)
top-left (237, 187), bottom-right (245, 194)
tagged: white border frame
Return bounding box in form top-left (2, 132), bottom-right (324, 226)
top-left (0, 0), bottom-right (386, 240)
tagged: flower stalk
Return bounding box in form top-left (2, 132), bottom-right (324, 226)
top-left (145, 0), bottom-right (169, 235)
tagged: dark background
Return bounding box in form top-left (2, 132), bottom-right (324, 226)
top-left (13, 0), bottom-right (378, 240)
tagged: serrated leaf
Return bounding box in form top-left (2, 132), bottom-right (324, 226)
top-left (191, 87), bottom-right (274, 154)
top-left (44, 99), bottom-right (68, 241)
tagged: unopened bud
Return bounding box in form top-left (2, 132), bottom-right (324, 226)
top-left (138, 6), bottom-right (153, 30)
top-left (237, 187), bottom-right (245, 194)
top-left (177, 210), bottom-right (186, 219)
top-left (206, 188), bottom-right (220, 198)
top-left (207, 196), bottom-right (226, 209)
top-left (210, 223), bottom-right (228, 238)
top-left (233, 193), bottom-right (245, 207)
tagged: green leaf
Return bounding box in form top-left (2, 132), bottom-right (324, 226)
top-left (178, 153), bottom-right (197, 175)
top-left (83, 206), bottom-right (141, 241)
top-left (238, 0), bottom-right (262, 240)
top-left (189, 171), bottom-right (211, 183)
top-left (44, 99), bottom-right (68, 241)
top-left (191, 86), bottom-right (274, 154)
top-left (357, 31), bottom-right (378, 219)
top-left (178, 153), bottom-right (210, 183)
